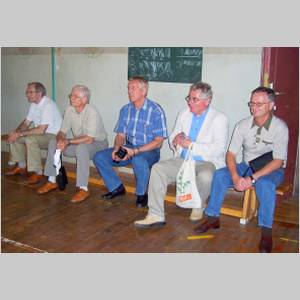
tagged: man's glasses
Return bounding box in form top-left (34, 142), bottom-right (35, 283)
top-left (68, 94), bottom-right (83, 100)
top-left (247, 101), bottom-right (271, 108)
top-left (185, 96), bottom-right (206, 103)
top-left (26, 90), bottom-right (38, 94)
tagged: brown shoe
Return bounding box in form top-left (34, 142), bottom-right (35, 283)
top-left (37, 182), bottom-right (58, 194)
top-left (194, 218), bottom-right (220, 234)
top-left (5, 166), bottom-right (27, 176)
top-left (25, 173), bottom-right (44, 185)
top-left (70, 189), bottom-right (90, 203)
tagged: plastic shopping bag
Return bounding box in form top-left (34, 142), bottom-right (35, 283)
top-left (176, 145), bottom-right (202, 209)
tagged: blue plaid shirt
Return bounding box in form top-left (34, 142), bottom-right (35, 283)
top-left (114, 98), bottom-right (168, 147)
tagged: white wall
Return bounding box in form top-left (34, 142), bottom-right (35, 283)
top-left (1, 47), bottom-right (261, 161)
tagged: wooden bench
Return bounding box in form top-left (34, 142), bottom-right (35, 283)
top-left (66, 165), bottom-right (292, 225)
top-left (237, 182), bottom-right (292, 225)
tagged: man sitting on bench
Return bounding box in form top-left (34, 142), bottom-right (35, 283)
top-left (194, 87), bottom-right (289, 253)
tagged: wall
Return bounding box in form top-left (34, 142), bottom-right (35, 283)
top-left (1, 47), bottom-right (262, 161)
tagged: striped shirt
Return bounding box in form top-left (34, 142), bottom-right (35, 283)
top-left (114, 98), bottom-right (167, 146)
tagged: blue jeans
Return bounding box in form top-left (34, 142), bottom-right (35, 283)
top-left (93, 146), bottom-right (160, 195)
top-left (205, 162), bottom-right (284, 228)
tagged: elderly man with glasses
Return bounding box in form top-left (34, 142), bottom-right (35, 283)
top-left (6, 82), bottom-right (62, 184)
top-left (134, 82), bottom-right (229, 227)
top-left (37, 85), bottom-right (108, 203)
top-left (194, 86), bottom-right (289, 253)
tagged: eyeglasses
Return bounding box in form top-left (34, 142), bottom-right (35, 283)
top-left (26, 90), bottom-right (38, 94)
top-left (68, 94), bottom-right (83, 100)
top-left (185, 96), bottom-right (206, 103)
top-left (247, 101), bottom-right (271, 108)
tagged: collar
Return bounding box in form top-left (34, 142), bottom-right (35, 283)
top-left (193, 106), bottom-right (209, 118)
top-left (251, 113), bottom-right (273, 131)
top-left (35, 96), bottom-right (47, 107)
top-left (130, 98), bottom-right (148, 111)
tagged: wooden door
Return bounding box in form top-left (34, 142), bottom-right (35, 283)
top-left (261, 47), bottom-right (299, 197)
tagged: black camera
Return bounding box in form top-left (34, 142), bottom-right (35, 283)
top-left (115, 147), bottom-right (128, 159)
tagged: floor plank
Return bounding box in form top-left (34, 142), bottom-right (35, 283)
top-left (1, 152), bottom-right (299, 253)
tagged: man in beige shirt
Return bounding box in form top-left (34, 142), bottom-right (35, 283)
top-left (37, 85), bottom-right (108, 202)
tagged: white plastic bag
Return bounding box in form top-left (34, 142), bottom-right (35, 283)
top-left (176, 145), bottom-right (202, 209)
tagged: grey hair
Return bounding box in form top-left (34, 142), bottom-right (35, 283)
top-left (190, 82), bottom-right (213, 99)
top-left (129, 76), bottom-right (149, 92)
top-left (251, 86), bottom-right (276, 102)
top-left (72, 84), bottom-right (91, 101)
top-left (28, 82), bottom-right (47, 96)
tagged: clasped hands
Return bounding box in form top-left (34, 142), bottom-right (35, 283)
top-left (232, 174), bottom-right (253, 191)
top-left (172, 132), bottom-right (191, 149)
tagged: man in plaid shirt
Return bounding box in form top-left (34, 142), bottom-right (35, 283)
top-left (94, 76), bottom-right (167, 208)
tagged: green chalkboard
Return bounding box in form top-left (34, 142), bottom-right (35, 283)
top-left (128, 47), bottom-right (203, 83)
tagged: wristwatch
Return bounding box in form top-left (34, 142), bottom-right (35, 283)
top-left (250, 175), bottom-right (257, 185)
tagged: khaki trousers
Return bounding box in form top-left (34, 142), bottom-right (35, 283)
top-left (44, 138), bottom-right (108, 187)
top-left (148, 157), bottom-right (216, 219)
top-left (9, 133), bottom-right (56, 173)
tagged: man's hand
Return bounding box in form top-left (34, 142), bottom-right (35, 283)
top-left (7, 131), bottom-right (22, 143)
top-left (57, 138), bottom-right (69, 151)
top-left (172, 132), bottom-right (191, 149)
top-left (232, 174), bottom-right (252, 191)
top-left (112, 147), bottom-right (121, 162)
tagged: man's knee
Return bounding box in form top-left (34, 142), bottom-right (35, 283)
top-left (256, 177), bottom-right (276, 191)
top-left (93, 148), bottom-right (110, 166)
top-left (24, 135), bottom-right (38, 146)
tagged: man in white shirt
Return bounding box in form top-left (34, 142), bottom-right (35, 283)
top-left (6, 82), bottom-right (62, 184)
top-left (134, 82), bottom-right (229, 227)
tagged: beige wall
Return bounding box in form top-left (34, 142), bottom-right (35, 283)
top-left (1, 47), bottom-right (262, 160)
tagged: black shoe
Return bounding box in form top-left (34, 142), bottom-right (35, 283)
top-left (102, 184), bottom-right (126, 199)
top-left (259, 236), bottom-right (273, 253)
top-left (194, 218), bottom-right (220, 234)
top-left (136, 194), bottom-right (148, 208)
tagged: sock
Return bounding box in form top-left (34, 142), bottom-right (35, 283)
top-left (206, 214), bottom-right (219, 223)
top-left (36, 169), bottom-right (43, 175)
top-left (79, 186), bottom-right (88, 191)
top-left (49, 176), bottom-right (56, 183)
top-left (261, 226), bottom-right (272, 237)
top-left (18, 161), bottom-right (26, 168)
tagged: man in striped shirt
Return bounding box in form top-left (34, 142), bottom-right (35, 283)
top-left (94, 77), bottom-right (168, 207)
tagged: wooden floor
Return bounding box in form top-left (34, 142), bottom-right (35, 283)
top-left (1, 152), bottom-right (299, 253)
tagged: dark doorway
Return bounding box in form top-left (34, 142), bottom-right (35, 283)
top-left (261, 47), bottom-right (299, 197)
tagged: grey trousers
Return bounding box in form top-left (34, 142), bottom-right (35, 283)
top-left (148, 157), bottom-right (216, 219)
top-left (9, 133), bottom-right (56, 173)
top-left (44, 139), bottom-right (108, 187)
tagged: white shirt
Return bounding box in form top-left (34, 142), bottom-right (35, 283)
top-left (26, 96), bottom-right (62, 135)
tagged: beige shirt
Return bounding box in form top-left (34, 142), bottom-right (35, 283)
top-left (228, 115), bottom-right (289, 167)
top-left (60, 104), bottom-right (107, 141)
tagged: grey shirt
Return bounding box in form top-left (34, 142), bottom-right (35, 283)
top-left (228, 115), bottom-right (289, 167)
top-left (60, 104), bottom-right (107, 142)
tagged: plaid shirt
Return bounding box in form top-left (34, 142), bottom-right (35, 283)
top-left (114, 98), bottom-right (167, 147)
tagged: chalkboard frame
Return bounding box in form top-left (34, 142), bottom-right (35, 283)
top-left (128, 47), bottom-right (203, 83)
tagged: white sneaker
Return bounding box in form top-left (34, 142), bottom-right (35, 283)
top-left (190, 208), bottom-right (203, 221)
top-left (134, 214), bottom-right (166, 228)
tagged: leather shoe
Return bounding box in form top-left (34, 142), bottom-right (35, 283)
top-left (5, 166), bottom-right (27, 176)
top-left (37, 182), bottom-right (58, 194)
top-left (259, 236), bottom-right (273, 253)
top-left (71, 189), bottom-right (90, 203)
top-left (25, 173), bottom-right (44, 185)
top-left (136, 194), bottom-right (148, 208)
top-left (194, 218), bottom-right (220, 234)
top-left (102, 184), bottom-right (126, 199)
